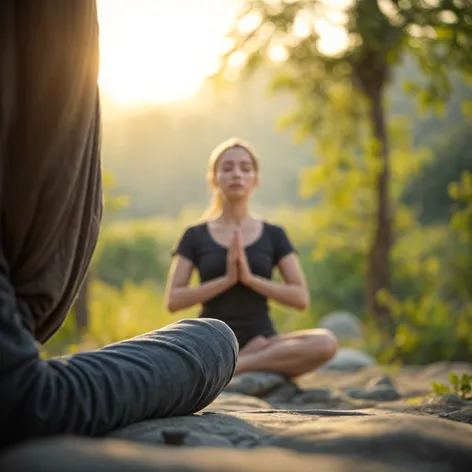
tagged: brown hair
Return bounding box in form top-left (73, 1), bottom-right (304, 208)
top-left (201, 137), bottom-right (260, 220)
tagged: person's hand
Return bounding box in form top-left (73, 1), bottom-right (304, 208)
top-left (226, 230), bottom-right (239, 286)
top-left (235, 228), bottom-right (253, 286)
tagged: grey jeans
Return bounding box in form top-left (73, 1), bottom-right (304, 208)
top-left (0, 289), bottom-right (238, 451)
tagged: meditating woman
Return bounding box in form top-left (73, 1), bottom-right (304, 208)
top-left (166, 138), bottom-right (338, 377)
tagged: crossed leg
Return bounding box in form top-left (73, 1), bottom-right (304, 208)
top-left (235, 329), bottom-right (338, 378)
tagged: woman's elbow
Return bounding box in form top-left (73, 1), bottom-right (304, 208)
top-left (166, 293), bottom-right (179, 313)
top-left (295, 299), bottom-right (309, 311)
top-left (167, 301), bottom-right (181, 314)
top-left (295, 289), bottom-right (310, 311)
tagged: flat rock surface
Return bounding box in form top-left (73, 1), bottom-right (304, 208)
top-left (90, 362), bottom-right (472, 471)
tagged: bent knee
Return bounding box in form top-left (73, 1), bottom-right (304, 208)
top-left (172, 318), bottom-right (238, 351)
top-left (183, 318), bottom-right (239, 370)
top-left (198, 318), bottom-right (239, 355)
top-left (166, 318), bottom-right (239, 411)
top-left (308, 329), bottom-right (337, 363)
top-left (183, 319), bottom-right (239, 411)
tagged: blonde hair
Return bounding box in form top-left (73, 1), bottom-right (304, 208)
top-left (201, 137), bottom-right (260, 221)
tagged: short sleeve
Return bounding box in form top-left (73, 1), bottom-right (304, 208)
top-left (272, 225), bottom-right (296, 264)
top-left (172, 227), bottom-right (197, 265)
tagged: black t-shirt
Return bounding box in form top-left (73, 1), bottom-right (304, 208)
top-left (172, 221), bottom-right (296, 348)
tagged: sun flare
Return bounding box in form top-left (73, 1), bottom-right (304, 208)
top-left (97, 0), bottom-right (350, 107)
top-left (97, 0), bottom-right (239, 106)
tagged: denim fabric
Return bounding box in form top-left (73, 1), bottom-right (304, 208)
top-left (0, 268), bottom-right (238, 451)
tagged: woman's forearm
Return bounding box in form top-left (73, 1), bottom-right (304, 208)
top-left (167, 276), bottom-right (233, 313)
top-left (244, 275), bottom-right (309, 311)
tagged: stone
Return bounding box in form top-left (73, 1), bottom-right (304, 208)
top-left (5, 363), bottom-right (472, 471)
top-left (0, 437), bottom-right (416, 471)
top-left (440, 407), bottom-right (472, 425)
top-left (318, 311), bottom-right (363, 340)
top-left (345, 375), bottom-right (401, 402)
top-left (224, 372), bottom-right (287, 396)
top-left (321, 347), bottom-right (377, 371)
top-left (292, 387), bottom-right (338, 404)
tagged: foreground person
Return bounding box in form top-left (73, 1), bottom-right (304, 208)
top-left (0, 0), bottom-right (237, 454)
top-left (166, 138), bottom-right (338, 378)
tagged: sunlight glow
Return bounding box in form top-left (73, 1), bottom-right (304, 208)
top-left (238, 12), bottom-right (262, 34)
top-left (269, 44), bottom-right (289, 63)
top-left (314, 0), bottom-right (350, 56)
top-left (293, 13), bottom-right (314, 39)
top-left (97, 0), bottom-right (351, 106)
top-left (228, 50), bottom-right (248, 69)
top-left (315, 18), bottom-right (350, 56)
top-left (97, 0), bottom-right (238, 106)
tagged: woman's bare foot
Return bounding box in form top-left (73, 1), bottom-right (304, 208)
top-left (239, 335), bottom-right (271, 355)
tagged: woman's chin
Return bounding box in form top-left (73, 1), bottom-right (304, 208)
top-left (225, 189), bottom-right (249, 201)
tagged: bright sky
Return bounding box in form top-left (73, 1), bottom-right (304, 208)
top-left (97, 0), bottom-right (240, 106)
top-left (97, 0), bottom-right (349, 107)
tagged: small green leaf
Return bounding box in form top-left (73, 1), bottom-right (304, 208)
top-left (431, 381), bottom-right (451, 395)
top-left (461, 100), bottom-right (472, 120)
top-left (460, 373), bottom-right (472, 397)
top-left (449, 373), bottom-right (460, 392)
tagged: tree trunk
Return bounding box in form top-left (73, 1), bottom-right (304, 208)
top-left (366, 88), bottom-right (393, 330)
top-left (74, 272), bottom-right (90, 331)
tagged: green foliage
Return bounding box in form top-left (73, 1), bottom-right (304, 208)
top-left (372, 168), bottom-right (472, 364)
top-left (431, 372), bottom-right (472, 400)
top-left (403, 124), bottom-right (472, 224)
top-left (299, 117), bottom-right (431, 260)
top-left (306, 249), bottom-right (365, 317)
top-left (90, 209), bottom-right (203, 288)
top-left (214, 0), bottom-right (472, 324)
top-left (375, 288), bottom-right (472, 364)
top-left (218, 0), bottom-right (471, 150)
top-left (448, 170), bottom-right (472, 242)
top-left (102, 170), bottom-right (130, 216)
top-left (94, 233), bottom-right (168, 289)
top-left (42, 279), bottom-right (196, 358)
top-left (463, 100), bottom-right (472, 119)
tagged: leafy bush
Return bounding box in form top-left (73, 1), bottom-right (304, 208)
top-left (432, 372), bottom-right (472, 400)
top-left (42, 280), bottom-right (196, 358)
top-left (373, 171), bottom-right (472, 365)
top-left (95, 233), bottom-right (169, 288)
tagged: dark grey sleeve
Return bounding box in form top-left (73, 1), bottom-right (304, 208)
top-left (0, 259), bottom-right (237, 451)
top-left (273, 225), bottom-right (297, 264)
top-left (172, 227), bottom-right (198, 265)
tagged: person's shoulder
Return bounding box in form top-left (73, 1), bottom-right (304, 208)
top-left (262, 220), bottom-right (288, 235)
top-left (173, 222), bottom-right (207, 256)
top-left (260, 220), bottom-right (292, 245)
top-left (183, 222), bottom-right (207, 231)
top-left (180, 222), bottom-right (207, 237)
top-left (262, 219), bottom-right (296, 260)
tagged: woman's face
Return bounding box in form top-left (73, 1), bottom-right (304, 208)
top-left (213, 147), bottom-right (258, 201)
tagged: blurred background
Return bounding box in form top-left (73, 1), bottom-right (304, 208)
top-left (42, 0), bottom-right (472, 367)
